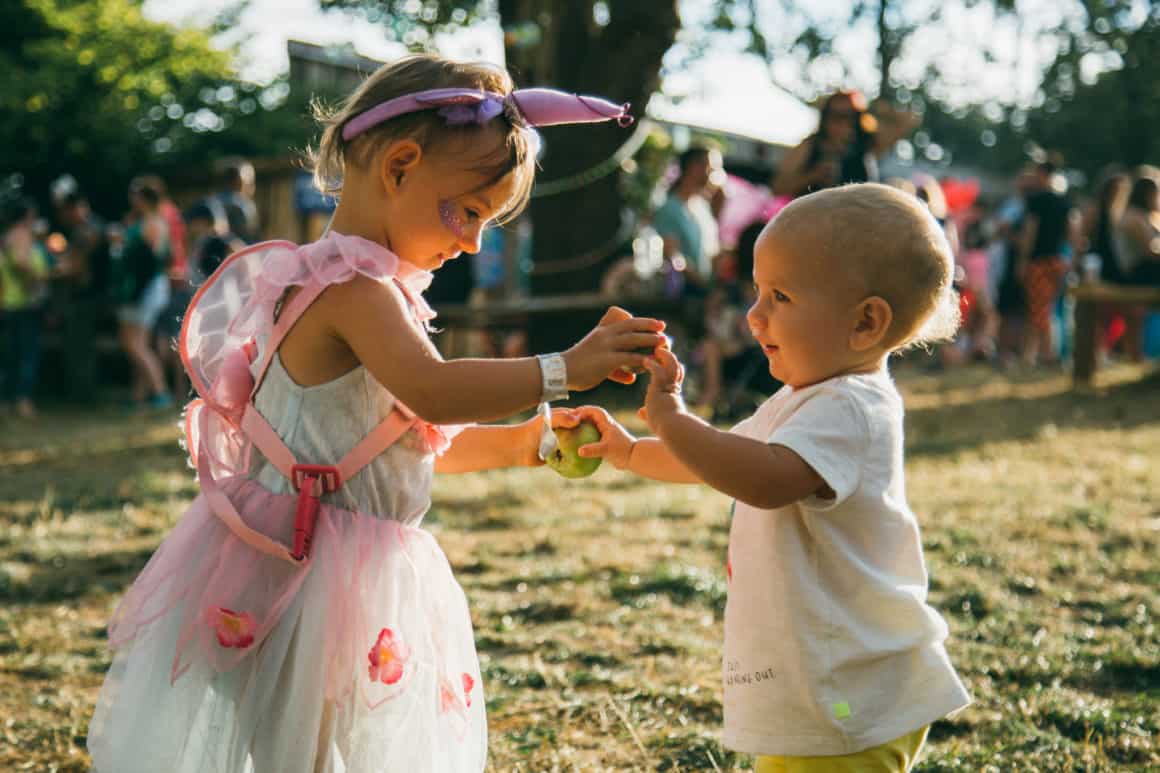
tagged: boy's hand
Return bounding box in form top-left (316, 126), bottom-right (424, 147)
top-left (572, 405), bottom-right (637, 470)
top-left (641, 347), bottom-right (687, 431)
top-left (518, 407), bottom-right (581, 467)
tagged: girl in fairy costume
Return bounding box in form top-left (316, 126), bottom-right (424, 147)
top-left (87, 54), bottom-right (664, 773)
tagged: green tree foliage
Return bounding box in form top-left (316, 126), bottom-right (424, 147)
top-left (717, 0), bottom-right (1031, 180)
top-left (895, 3), bottom-right (1160, 182)
top-left (1024, 2), bottom-right (1160, 180)
top-left (719, 0), bottom-right (1015, 102)
top-left (320, 0), bottom-right (488, 47)
top-left (0, 0), bottom-right (307, 218)
top-left (749, 0), bottom-right (1160, 183)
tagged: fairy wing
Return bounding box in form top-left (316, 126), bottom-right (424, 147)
top-left (179, 240), bottom-right (298, 397)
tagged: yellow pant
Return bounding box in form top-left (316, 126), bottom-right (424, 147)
top-left (755, 725), bottom-right (929, 773)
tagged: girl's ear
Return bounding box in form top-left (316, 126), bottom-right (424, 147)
top-left (379, 139), bottom-right (423, 194)
top-left (849, 295), bottom-right (892, 352)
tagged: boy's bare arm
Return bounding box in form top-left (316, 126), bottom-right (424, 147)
top-left (573, 406), bottom-right (701, 483)
top-left (625, 437), bottom-right (703, 483)
top-left (641, 349), bottom-right (824, 510)
top-left (649, 411), bottom-right (823, 510)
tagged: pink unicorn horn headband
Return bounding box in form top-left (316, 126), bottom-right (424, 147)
top-left (341, 86), bottom-right (633, 141)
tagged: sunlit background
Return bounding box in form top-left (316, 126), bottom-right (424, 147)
top-left (1, 2), bottom-right (1158, 771)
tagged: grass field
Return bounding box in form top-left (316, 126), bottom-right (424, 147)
top-left (1, 363), bottom-right (1157, 771)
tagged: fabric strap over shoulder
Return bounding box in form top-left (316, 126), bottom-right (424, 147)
top-left (178, 232), bottom-right (463, 564)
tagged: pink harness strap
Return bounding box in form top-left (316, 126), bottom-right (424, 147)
top-left (336, 405), bottom-right (417, 483)
top-left (196, 272), bottom-right (428, 564)
top-left (195, 408), bottom-right (299, 564)
top-left (249, 279), bottom-right (329, 401)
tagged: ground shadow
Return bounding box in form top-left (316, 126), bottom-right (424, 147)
top-left (903, 370), bottom-right (1159, 458)
top-left (0, 545), bottom-right (157, 604)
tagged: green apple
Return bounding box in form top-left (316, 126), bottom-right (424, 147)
top-left (545, 420), bottom-right (603, 478)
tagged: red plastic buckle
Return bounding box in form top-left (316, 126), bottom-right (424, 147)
top-left (289, 465), bottom-right (341, 562)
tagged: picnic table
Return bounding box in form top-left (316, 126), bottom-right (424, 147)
top-left (1070, 282), bottom-right (1160, 388)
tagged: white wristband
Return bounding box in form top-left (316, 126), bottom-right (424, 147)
top-left (536, 353), bottom-right (569, 402)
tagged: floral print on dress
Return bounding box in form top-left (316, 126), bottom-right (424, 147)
top-left (400, 421), bottom-right (452, 456)
top-left (438, 677), bottom-right (461, 714)
top-left (210, 607), bottom-right (256, 649)
top-left (439, 672), bottom-right (476, 714)
top-left (462, 673), bottom-right (475, 708)
top-left (368, 628), bottom-right (411, 685)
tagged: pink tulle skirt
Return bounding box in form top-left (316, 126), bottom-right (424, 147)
top-left (88, 477), bottom-right (486, 773)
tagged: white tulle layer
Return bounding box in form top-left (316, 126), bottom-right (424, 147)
top-left (88, 477), bottom-right (486, 773)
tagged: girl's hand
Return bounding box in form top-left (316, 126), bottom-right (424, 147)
top-left (572, 406), bottom-right (637, 470)
top-left (564, 308), bottom-right (667, 391)
top-left (597, 306), bottom-right (673, 384)
top-left (518, 407), bottom-right (582, 467)
top-left (597, 306), bottom-right (639, 385)
top-left (641, 348), bottom-right (687, 431)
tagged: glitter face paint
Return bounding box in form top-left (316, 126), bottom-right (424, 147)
top-left (438, 199), bottom-right (465, 238)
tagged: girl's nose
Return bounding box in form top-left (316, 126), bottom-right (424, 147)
top-left (458, 223), bottom-right (485, 254)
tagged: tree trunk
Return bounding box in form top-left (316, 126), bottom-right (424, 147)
top-left (876, 0), bottom-right (893, 101)
top-left (501, 0), bottom-right (680, 296)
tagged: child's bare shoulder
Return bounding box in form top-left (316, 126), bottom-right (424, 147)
top-left (320, 273), bottom-right (409, 318)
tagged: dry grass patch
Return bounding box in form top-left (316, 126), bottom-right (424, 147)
top-left (1, 364), bottom-right (1157, 771)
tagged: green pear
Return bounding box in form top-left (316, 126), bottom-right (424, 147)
top-left (545, 420), bottom-right (603, 478)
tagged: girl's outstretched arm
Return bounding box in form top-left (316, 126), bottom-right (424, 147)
top-left (324, 275), bottom-right (666, 425)
top-left (574, 406), bottom-right (702, 484)
top-left (435, 409), bottom-right (580, 474)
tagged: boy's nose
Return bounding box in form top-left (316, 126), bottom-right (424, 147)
top-left (746, 304), bottom-right (765, 329)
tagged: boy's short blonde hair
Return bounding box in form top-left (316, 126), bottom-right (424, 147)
top-left (772, 183), bottom-right (960, 350)
top-left (309, 55), bottom-right (536, 224)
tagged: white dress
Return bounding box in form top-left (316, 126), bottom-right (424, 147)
top-left (88, 234), bottom-right (486, 773)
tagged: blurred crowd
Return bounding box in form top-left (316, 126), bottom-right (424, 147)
top-left (4, 90), bottom-right (1159, 422)
top-left (604, 90), bottom-right (1160, 420)
top-left (0, 159), bottom-right (258, 418)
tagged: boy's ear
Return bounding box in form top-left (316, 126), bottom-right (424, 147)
top-left (379, 139), bottom-right (423, 193)
top-left (849, 295), bottom-right (892, 351)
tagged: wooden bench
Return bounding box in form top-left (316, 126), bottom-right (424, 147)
top-left (1070, 282), bottom-right (1160, 387)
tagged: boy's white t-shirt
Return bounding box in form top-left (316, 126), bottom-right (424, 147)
top-left (724, 368), bottom-right (971, 756)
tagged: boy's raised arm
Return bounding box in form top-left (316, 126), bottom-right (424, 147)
top-left (641, 350), bottom-right (825, 510)
top-left (574, 407), bottom-right (702, 484)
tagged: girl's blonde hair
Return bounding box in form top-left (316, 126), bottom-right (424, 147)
top-left (309, 55), bottom-right (536, 224)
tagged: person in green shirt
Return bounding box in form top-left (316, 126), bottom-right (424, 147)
top-left (0, 196), bottom-right (51, 418)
